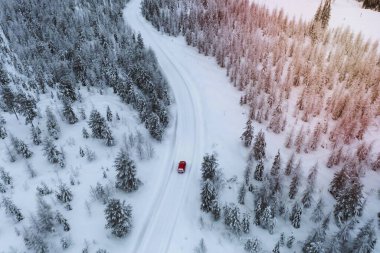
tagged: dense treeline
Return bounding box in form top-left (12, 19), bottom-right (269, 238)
top-left (0, 0), bottom-right (170, 140)
top-left (142, 0), bottom-right (380, 161)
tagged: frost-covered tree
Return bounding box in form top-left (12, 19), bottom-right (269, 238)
top-left (23, 228), bottom-right (48, 253)
top-left (55, 211), bottom-right (70, 231)
top-left (201, 179), bottom-right (218, 213)
top-left (238, 183), bottom-right (246, 205)
top-left (62, 103), bottom-right (78, 124)
top-left (252, 130), bottom-right (266, 160)
top-left (290, 202), bottom-right (302, 229)
top-left (329, 166), bottom-right (350, 199)
top-left (302, 225), bottom-right (326, 253)
top-left (106, 106), bottom-right (113, 122)
top-left (244, 238), bottom-right (261, 253)
top-left (334, 177), bottom-right (364, 226)
top-left (88, 110), bottom-right (107, 139)
top-left (2, 197), bottom-right (23, 222)
top-left (326, 219), bottom-right (355, 253)
top-left (284, 153), bottom-right (295, 176)
top-left (114, 149), bottom-right (140, 192)
top-left (10, 135), bottom-right (33, 159)
top-left (289, 171), bottom-right (300, 199)
top-left (105, 199), bottom-right (132, 237)
top-left (82, 127), bottom-right (89, 139)
top-left (270, 151), bottom-right (281, 177)
top-left (46, 107), bottom-right (60, 140)
top-left (36, 197), bottom-right (55, 233)
top-left (242, 213), bottom-right (250, 233)
top-left (31, 125), bottom-right (42, 145)
top-left (56, 184), bottom-right (73, 206)
top-left (287, 234), bottom-right (295, 249)
top-left (0, 115), bottom-right (7, 139)
top-left (371, 153), bottom-right (380, 171)
top-left (223, 204), bottom-right (242, 234)
top-left (241, 119), bottom-right (254, 147)
top-left (201, 153), bottom-right (218, 182)
top-left (352, 220), bottom-right (377, 253)
top-left (311, 198), bottom-right (324, 223)
top-left (254, 159), bottom-right (264, 181)
top-left (272, 241), bottom-right (280, 253)
top-left (194, 238), bottom-right (207, 253)
top-left (42, 137), bottom-right (65, 167)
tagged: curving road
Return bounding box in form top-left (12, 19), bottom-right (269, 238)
top-left (124, 0), bottom-right (205, 252)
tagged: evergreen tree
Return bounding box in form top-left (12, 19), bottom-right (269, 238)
top-left (201, 153), bottom-right (218, 182)
top-left (10, 135), bottom-right (33, 159)
top-left (272, 241), bottom-right (280, 253)
top-left (211, 200), bottom-right (221, 221)
top-left (0, 64), bottom-right (10, 85)
top-left (23, 229), bottom-right (48, 253)
top-left (284, 153), bottom-right (295, 176)
top-left (290, 202), bottom-right (302, 229)
top-left (114, 149), bottom-right (139, 192)
top-left (56, 184), bottom-right (73, 205)
top-left (289, 172), bottom-right (300, 199)
top-left (244, 161), bottom-right (253, 186)
top-left (352, 220), bottom-right (377, 253)
top-left (329, 166), bottom-right (349, 199)
top-left (372, 153), bottom-right (380, 171)
top-left (301, 186), bottom-right (313, 209)
top-left (106, 106), bottom-right (113, 122)
top-left (254, 159), bottom-right (264, 181)
top-left (311, 198), bottom-right (324, 223)
top-left (105, 199), bottom-right (133, 237)
top-left (223, 204), bottom-right (242, 234)
top-left (242, 213), bottom-right (250, 233)
top-left (55, 211), bottom-right (70, 232)
top-left (201, 179), bottom-right (218, 212)
top-left (62, 103), bottom-right (78, 124)
top-left (58, 78), bottom-right (77, 104)
top-left (116, 113), bottom-right (120, 120)
top-left (252, 130), bottom-right (266, 160)
top-left (103, 125), bottom-right (115, 146)
top-left (244, 238), bottom-right (261, 253)
top-left (270, 151), bottom-right (281, 177)
top-left (0, 114), bottom-right (7, 139)
top-left (46, 107), bottom-right (60, 140)
top-left (2, 197), bottom-right (24, 222)
top-left (42, 137), bottom-right (64, 166)
top-left (334, 177), bottom-right (363, 226)
top-left (302, 225), bottom-right (326, 253)
top-left (82, 128), bottom-right (89, 139)
top-left (241, 119), bottom-right (254, 147)
top-left (238, 183), bottom-right (246, 205)
top-left (88, 110), bottom-right (107, 139)
top-left (31, 125), bottom-right (42, 145)
top-left (36, 197), bottom-right (55, 233)
top-left (286, 234), bottom-right (295, 249)
top-left (326, 219), bottom-right (355, 253)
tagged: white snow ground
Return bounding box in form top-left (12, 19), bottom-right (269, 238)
top-left (252, 0), bottom-right (380, 42)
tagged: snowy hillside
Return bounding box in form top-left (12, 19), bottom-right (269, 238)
top-left (252, 0), bottom-right (380, 42)
top-left (0, 0), bottom-right (379, 252)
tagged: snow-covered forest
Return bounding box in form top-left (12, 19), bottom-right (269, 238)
top-left (0, 0), bottom-right (379, 252)
top-left (140, 0), bottom-right (380, 252)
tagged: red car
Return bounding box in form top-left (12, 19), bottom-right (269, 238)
top-left (177, 161), bottom-right (187, 173)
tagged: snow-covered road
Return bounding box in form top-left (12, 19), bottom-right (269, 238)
top-left (124, 1), bottom-right (206, 252)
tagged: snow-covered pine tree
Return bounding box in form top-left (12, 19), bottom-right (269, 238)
top-left (326, 219), bottom-right (355, 253)
top-left (105, 199), bottom-right (132, 237)
top-left (372, 153), bottom-right (380, 171)
top-left (82, 127), bottom-right (89, 139)
top-left (194, 238), bottom-right (207, 253)
top-left (62, 103), bottom-right (78, 124)
top-left (46, 107), bottom-right (60, 140)
top-left (272, 241), bottom-right (280, 253)
top-left (290, 201), bottom-right (302, 229)
top-left (244, 161), bottom-right (253, 186)
top-left (2, 197), bottom-right (23, 222)
top-left (289, 171), bottom-right (300, 199)
top-left (244, 238), bottom-right (261, 253)
top-left (201, 153), bottom-right (218, 182)
top-left (334, 177), bottom-right (364, 226)
top-left (352, 220), bottom-right (377, 253)
top-left (116, 113), bottom-right (120, 121)
top-left (301, 186), bottom-right (314, 209)
top-left (286, 234), bottom-right (295, 248)
top-left (270, 151), bottom-right (281, 176)
top-left (241, 118), bottom-right (254, 147)
top-left (106, 106), bottom-right (113, 122)
top-left (284, 153), bottom-right (295, 176)
top-left (302, 225), bottom-right (326, 253)
top-left (223, 204), bottom-right (242, 235)
top-left (36, 197), bottom-right (55, 233)
top-left (88, 109), bottom-right (107, 139)
top-left (254, 159), bottom-right (264, 181)
top-left (23, 228), bottom-right (48, 253)
top-left (56, 184), bottom-right (73, 207)
top-left (0, 114), bottom-right (7, 139)
top-left (102, 125), bottom-right (115, 146)
top-left (31, 125), bottom-right (42, 145)
top-left (114, 149), bottom-right (140, 192)
top-left (42, 137), bottom-right (64, 166)
top-left (238, 183), bottom-right (246, 205)
top-left (55, 211), bottom-right (70, 231)
top-left (10, 135), bottom-right (33, 159)
top-left (58, 78), bottom-right (77, 104)
top-left (242, 213), bottom-right (250, 233)
top-left (252, 130), bottom-right (266, 160)
top-left (329, 166), bottom-right (349, 199)
top-left (311, 198), bottom-right (324, 223)
top-left (201, 179), bottom-right (218, 212)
